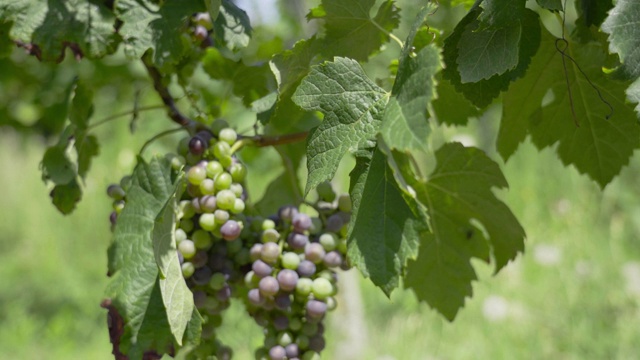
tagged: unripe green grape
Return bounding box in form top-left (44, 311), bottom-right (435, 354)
top-left (219, 155), bottom-right (233, 168)
top-left (187, 166), bottom-right (207, 185)
top-left (295, 278), bottom-right (313, 296)
top-left (208, 272), bottom-right (227, 291)
top-left (185, 152), bottom-right (202, 165)
top-left (213, 141), bottom-right (231, 159)
top-left (245, 270), bottom-right (260, 288)
top-left (230, 183), bottom-right (243, 197)
top-left (211, 119), bottom-right (229, 136)
top-left (301, 322), bottom-right (318, 336)
top-left (199, 213), bottom-right (216, 231)
top-left (262, 219), bottom-right (276, 230)
top-left (178, 239), bottom-right (197, 259)
top-left (229, 163), bottom-right (247, 182)
top-left (231, 198), bottom-right (245, 214)
top-left (215, 172), bottom-right (232, 191)
top-left (206, 161), bottom-right (223, 178)
top-left (326, 297), bottom-right (337, 311)
top-left (316, 181), bottom-right (336, 202)
top-left (261, 242), bottom-right (281, 264)
top-left (177, 136), bottom-right (190, 156)
top-left (199, 178), bottom-right (215, 195)
top-left (216, 189), bottom-right (236, 210)
top-left (277, 332), bottom-right (294, 347)
top-left (179, 219), bottom-right (194, 232)
top-left (281, 252), bottom-right (300, 270)
top-left (192, 229), bottom-right (213, 249)
top-left (179, 200), bottom-right (196, 219)
top-left (175, 228), bottom-right (187, 243)
top-left (289, 317), bottom-right (302, 331)
top-left (214, 209), bottom-right (230, 224)
top-left (309, 217), bottom-right (323, 235)
top-left (226, 238), bottom-right (243, 254)
top-left (318, 233), bottom-right (337, 251)
top-left (296, 335), bottom-right (310, 350)
top-left (113, 200), bottom-right (125, 214)
top-left (262, 228), bottom-right (280, 243)
top-left (119, 175), bottom-right (132, 191)
top-left (170, 155), bottom-right (186, 170)
top-left (218, 128), bottom-right (237, 145)
top-left (181, 262), bottom-right (195, 278)
top-left (311, 278), bottom-right (333, 300)
top-left (338, 194), bottom-right (352, 212)
top-left (337, 238), bottom-right (347, 254)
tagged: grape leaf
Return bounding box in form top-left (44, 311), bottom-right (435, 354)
top-left (456, 23), bottom-right (521, 83)
top-left (499, 27), bottom-right (640, 187)
top-left (536, 0), bottom-right (562, 11)
top-left (213, 0), bottom-right (252, 51)
top-left (347, 147), bottom-right (426, 295)
top-left (76, 134), bottom-right (99, 180)
top-left (602, 0), bottom-right (640, 78)
top-left (201, 48), bottom-right (273, 107)
top-left (309, 0), bottom-right (400, 61)
top-left (477, 0), bottom-right (526, 28)
top-left (41, 127), bottom-right (77, 185)
top-left (0, 21), bottom-right (12, 58)
top-left (206, 0), bottom-right (222, 22)
top-left (0, 0), bottom-right (119, 61)
top-left (431, 77), bottom-right (481, 126)
top-left (292, 57), bottom-right (389, 195)
top-left (404, 142), bottom-right (525, 320)
top-left (50, 179), bottom-right (82, 215)
top-left (576, 0), bottom-right (613, 28)
top-left (115, 0), bottom-right (205, 67)
top-left (443, 8), bottom-right (541, 108)
top-left (106, 157), bottom-right (188, 357)
top-left (153, 183), bottom-right (194, 346)
top-left (381, 6), bottom-right (441, 154)
top-left (627, 78), bottom-right (640, 118)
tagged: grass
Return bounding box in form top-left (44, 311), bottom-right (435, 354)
top-left (1, 120), bottom-right (640, 359)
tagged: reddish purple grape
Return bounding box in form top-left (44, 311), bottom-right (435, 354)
top-left (306, 300), bottom-right (327, 318)
top-left (220, 220), bottom-right (241, 241)
top-left (297, 260), bottom-right (316, 277)
top-left (259, 276), bottom-right (279, 297)
top-left (287, 232), bottom-right (309, 250)
top-left (292, 213), bottom-right (312, 232)
top-left (326, 213), bottom-right (344, 232)
top-left (285, 343), bottom-right (299, 358)
top-left (278, 205), bottom-right (298, 223)
top-left (188, 135), bottom-right (207, 155)
top-left (252, 260), bottom-right (272, 278)
top-left (305, 243), bottom-right (326, 264)
top-left (268, 345), bottom-right (286, 360)
top-left (199, 195), bottom-right (217, 212)
top-left (323, 251), bottom-right (343, 267)
top-left (274, 293), bottom-right (292, 310)
top-left (277, 269), bottom-right (299, 291)
top-left (248, 288), bottom-right (265, 306)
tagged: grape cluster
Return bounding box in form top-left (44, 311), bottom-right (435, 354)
top-left (244, 190), bottom-right (351, 360)
top-left (189, 12), bottom-right (214, 47)
top-left (106, 124), bottom-right (352, 359)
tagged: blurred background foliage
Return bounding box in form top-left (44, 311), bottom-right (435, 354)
top-left (1, 0), bottom-right (640, 359)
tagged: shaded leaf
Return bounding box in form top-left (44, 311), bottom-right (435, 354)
top-left (404, 142), bottom-right (525, 320)
top-left (431, 77), bottom-right (480, 126)
top-left (347, 147), bottom-right (426, 295)
top-left (213, 0), bottom-right (251, 51)
top-left (50, 179), bottom-right (82, 215)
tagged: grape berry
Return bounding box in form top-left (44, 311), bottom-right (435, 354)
top-left (107, 126), bottom-right (351, 359)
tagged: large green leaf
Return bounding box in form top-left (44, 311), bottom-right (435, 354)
top-left (602, 0), bottom-right (640, 78)
top-left (309, 0), bottom-right (400, 61)
top-left (115, 0), bottom-right (205, 67)
top-left (477, 0), bottom-right (526, 28)
top-left (627, 78), bottom-right (640, 118)
top-left (381, 6), bottom-right (441, 154)
top-left (213, 0), bottom-right (252, 51)
top-left (347, 147), bottom-right (427, 295)
top-left (576, 0), bottom-right (613, 28)
top-left (536, 0), bottom-right (562, 11)
top-left (499, 27), bottom-right (640, 187)
top-left (292, 57), bottom-right (389, 195)
top-left (431, 76), bottom-right (481, 126)
top-left (404, 142), bottom-right (525, 320)
top-left (0, 0), bottom-right (119, 61)
top-left (442, 7), bottom-right (541, 108)
top-left (106, 157), bottom-right (190, 357)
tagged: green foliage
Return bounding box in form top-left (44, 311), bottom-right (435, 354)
top-left (3, 0), bottom-right (640, 357)
top-left (602, 0), bottom-right (640, 78)
top-left (404, 142), bottom-right (525, 320)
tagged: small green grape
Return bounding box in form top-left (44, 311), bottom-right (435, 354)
top-left (218, 128), bottom-right (237, 145)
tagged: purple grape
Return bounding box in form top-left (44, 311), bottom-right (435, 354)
top-left (285, 343), bottom-right (299, 358)
top-left (192, 266), bottom-right (213, 285)
top-left (326, 213), bottom-right (344, 232)
top-left (191, 250), bottom-right (209, 268)
top-left (191, 197), bottom-right (203, 213)
top-left (269, 345), bottom-right (286, 360)
top-left (193, 290), bottom-right (207, 308)
top-left (297, 260), bottom-right (316, 277)
top-left (252, 260), bottom-right (273, 278)
top-left (195, 130), bottom-right (213, 144)
top-left (308, 335), bottom-right (325, 352)
top-left (109, 211), bottom-right (117, 225)
top-left (323, 251), bottom-right (343, 268)
top-left (220, 220), bottom-right (241, 241)
top-left (273, 314), bottom-right (289, 331)
top-left (292, 213), bottom-right (312, 232)
top-left (176, 250), bottom-right (184, 264)
top-left (248, 288), bottom-right (265, 306)
top-left (216, 285), bottom-right (232, 302)
top-left (259, 276), bottom-right (279, 297)
top-left (189, 135), bottom-right (207, 155)
top-left (200, 195), bottom-right (217, 212)
top-left (277, 269), bottom-right (299, 292)
top-left (274, 293), bottom-right (292, 310)
top-left (305, 243), bottom-right (326, 264)
top-left (278, 205), bottom-right (298, 223)
top-left (306, 300), bottom-right (327, 318)
top-left (287, 232), bottom-right (309, 250)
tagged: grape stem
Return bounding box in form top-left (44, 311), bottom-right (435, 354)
top-left (139, 127), bottom-right (185, 154)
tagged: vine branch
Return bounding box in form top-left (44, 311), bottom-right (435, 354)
top-left (142, 57), bottom-right (197, 129)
